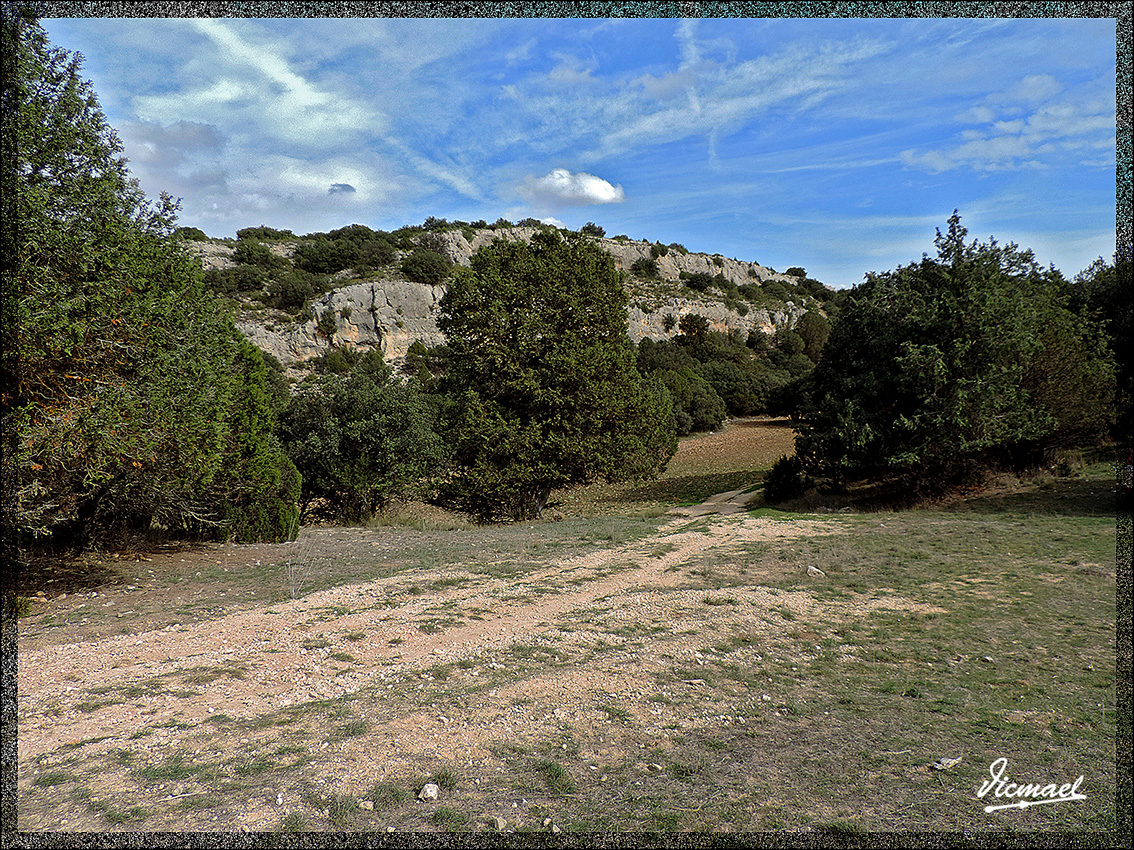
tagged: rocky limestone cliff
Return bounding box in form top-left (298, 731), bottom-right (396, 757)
top-left (189, 227), bottom-right (812, 371)
top-left (235, 279), bottom-right (447, 367)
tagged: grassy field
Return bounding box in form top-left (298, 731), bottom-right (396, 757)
top-left (15, 419), bottom-right (1125, 837)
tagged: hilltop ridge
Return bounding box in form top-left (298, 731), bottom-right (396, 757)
top-left (181, 222), bottom-right (837, 372)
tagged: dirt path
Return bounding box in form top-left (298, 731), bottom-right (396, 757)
top-left (18, 488), bottom-right (818, 756)
top-left (18, 485), bottom-right (943, 832)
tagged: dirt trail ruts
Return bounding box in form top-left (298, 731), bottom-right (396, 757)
top-left (18, 491), bottom-right (840, 761)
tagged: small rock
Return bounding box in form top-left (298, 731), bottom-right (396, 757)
top-left (552, 824), bottom-right (561, 834)
top-left (359, 800), bottom-right (374, 811)
top-left (806, 565), bottom-right (825, 577)
top-left (276, 793), bottom-right (283, 805)
top-left (492, 816), bottom-right (507, 830)
top-left (542, 817), bottom-right (552, 827)
top-left (418, 783), bottom-right (440, 802)
top-left (981, 656), bottom-right (995, 663)
top-left (933, 756), bottom-right (963, 771)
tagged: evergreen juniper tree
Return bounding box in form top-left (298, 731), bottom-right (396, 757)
top-left (2, 11), bottom-right (300, 550)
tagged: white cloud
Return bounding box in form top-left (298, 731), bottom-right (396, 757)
top-left (519, 169), bottom-right (626, 207)
top-left (1004, 74), bottom-right (1063, 103)
top-left (540, 216), bottom-right (566, 227)
top-left (955, 105), bottom-right (996, 124)
top-left (506, 37), bottom-right (537, 64)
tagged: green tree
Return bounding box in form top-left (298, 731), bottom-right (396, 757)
top-left (437, 231), bottom-right (676, 521)
top-left (277, 362), bottom-right (448, 523)
top-left (400, 247), bottom-right (452, 284)
top-left (1072, 248), bottom-right (1133, 444)
top-left (795, 213), bottom-right (1116, 491)
top-left (793, 310), bottom-right (831, 363)
top-left (2, 13), bottom-right (299, 549)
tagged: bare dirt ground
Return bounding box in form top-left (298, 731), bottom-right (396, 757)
top-left (20, 495), bottom-right (918, 832)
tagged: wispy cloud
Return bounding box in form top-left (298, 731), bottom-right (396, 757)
top-left (134, 19), bottom-right (384, 147)
top-left (901, 73), bottom-right (1114, 174)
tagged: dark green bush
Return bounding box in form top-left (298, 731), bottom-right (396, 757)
top-left (268, 271), bottom-right (316, 312)
top-left (763, 455), bottom-right (807, 504)
top-left (174, 226), bottom-right (209, 241)
top-left (631, 257), bottom-right (659, 278)
top-left (277, 362), bottom-right (448, 523)
top-left (237, 225), bottom-right (294, 241)
top-left (234, 239), bottom-right (290, 271)
top-left (401, 248), bottom-right (452, 284)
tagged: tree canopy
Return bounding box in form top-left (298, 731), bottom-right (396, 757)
top-left (276, 353), bottom-right (449, 524)
top-left (2, 13), bottom-right (300, 550)
top-left (794, 213), bottom-right (1116, 492)
top-left (437, 231), bottom-right (676, 521)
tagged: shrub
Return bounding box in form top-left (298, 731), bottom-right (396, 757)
top-left (438, 232), bottom-right (676, 521)
top-left (763, 455), bottom-right (807, 504)
top-left (316, 309), bottom-right (337, 340)
top-left (237, 225), bottom-right (294, 241)
top-left (650, 242), bottom-right (668, 258)
top-left (631, 257), bottom-right (659, 278)
top-left (658, 367), bottom-right (728, 435)
top-left (268, 272), bottom-right (316, 312)
top-left (234, 239), bottom-right (289, 271)
top-left (580, 221), bottom-right (605, 237)
top-left (174, 226), bottom-right (209, 241)
top-left (401, 248), bottom-right (452, 284)
top-left (277, 363), bottom-right (448, 523)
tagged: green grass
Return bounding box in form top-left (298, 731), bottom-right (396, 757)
top-left (16, 430), bottom-right (1119, 836)
top-left (369, 781), bottom-right (409, 809)
top-left (33, 771), bottom-right (74, 787)
top-left (534, 760), bottom-right (575, 794)
top-left (428, 766), bottom-right (459, 791)
top-left (131, 753), bottom-right (216, 783)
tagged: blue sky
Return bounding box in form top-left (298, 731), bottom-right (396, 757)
top-left (43, 14), bottom-right (1117, 288)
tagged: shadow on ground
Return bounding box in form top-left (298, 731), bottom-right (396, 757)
top-left (620, 470), bottom-right (766, 507)
top-left (944, 476), bottom-right (1118, 519)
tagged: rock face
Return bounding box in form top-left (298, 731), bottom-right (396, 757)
top-left (627, 298), bottom-right (805, 343)
top-left (205, 226), bottom-right (813, 370)
top-left (236, 278), bottom-right (446, 367)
